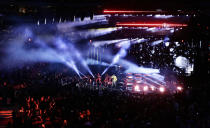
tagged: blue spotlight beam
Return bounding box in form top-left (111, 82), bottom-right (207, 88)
top-left (101, 40), bottom-right (131, 75)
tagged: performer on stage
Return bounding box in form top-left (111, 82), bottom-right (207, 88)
top-left (104, 74), bottom-right (109, 87)
top-left (87, 75), bottom-right (92, 85)
top-left (111, 74), bottom-right (117, 88)
top-left (95, 73), bottom-right (102, 86)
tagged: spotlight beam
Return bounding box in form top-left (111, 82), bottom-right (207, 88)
top-left (141, 75), bottom-right (163, 87)
top-left (74, 49), bottom-right (94, 78)
top-left (65, 60), bottom-right (82, 78)
top-left (79, 71), bottom-right (87, 78)
top-left (101, 40), bottom-right (130, 75)
top-left (116, 23), bottom-right (188, 27)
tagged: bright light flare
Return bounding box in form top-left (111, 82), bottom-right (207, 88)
top-left (150, 86), bottom-right (155, 91)
top-left (177, 86), bottom-right (183, 91)
top-left (165, 42), bottom-right (170, 47)
top-left (128, 76), bottom-right (133, 78)
top-left (134, 85), bottom-right (140, 92)
top-left (159, 87), bottom-right (165, 93)
top-left (143, 86), bottom-right (148, 91)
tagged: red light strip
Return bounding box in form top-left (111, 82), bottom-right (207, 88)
top-left (0, 110), bottom-right (13, 114)
top-left (116, 23), bottom-right (188, 27)
top-left (103, 10), bottom-right (159, 14)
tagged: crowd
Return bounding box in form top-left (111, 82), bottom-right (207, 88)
top-left (6, 80), bottom-right (209, 128)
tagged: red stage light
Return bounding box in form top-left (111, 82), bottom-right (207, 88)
top-left (103, 10), bottom-right (158, 14)
top-left (116, 23), bottom-right (188, 27)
